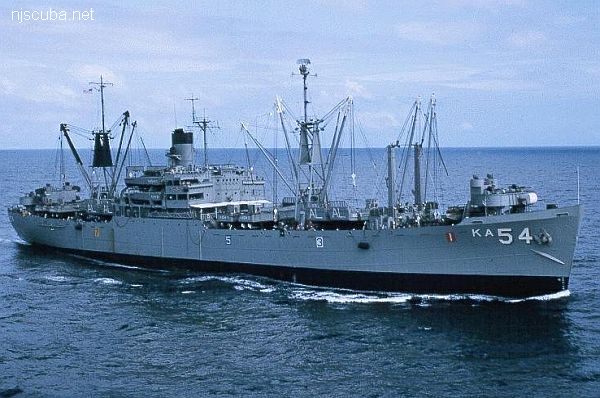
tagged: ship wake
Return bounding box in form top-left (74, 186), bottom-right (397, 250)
top-left (179, 275), bottom-right (276, 293)
top-left (289, 287), bottom-right (571, 305)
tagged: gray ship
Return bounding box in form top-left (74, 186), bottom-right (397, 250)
top-left (9, 62), bottom-right (582, 298)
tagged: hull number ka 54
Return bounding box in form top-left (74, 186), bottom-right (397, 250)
top-left (472, 227), bottom-right (533, 245)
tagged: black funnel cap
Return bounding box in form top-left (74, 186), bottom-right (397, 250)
top-left (172, 128), bottom-right (193, 145)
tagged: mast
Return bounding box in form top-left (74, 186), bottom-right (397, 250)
top-left (197, 114), bottom-right (211, 168)
top-left (187, 96), bottom-right (216, 168)
top-left (398, 99), bottom-right (421, 205)
top-left (186, 95), bottom-right (198, 123)
top-left (89, 75), bottom-right (113, 135)
top-left (387, 141), bottom-right (400, 213)
top-left (245, 60), bottom-right (352, 223)
top-left (414, 142), bottom-right (422, 204)
top-left (89, 76), bottom-right (114, 176)
top-left (297, 59), bottom-right (312, 166)
top-left (295, 59), bottom-right (327, 204)
top-left (273, 107), bottom-right (279, 205)
top-left (300, 60), bottom-right (309, 123)
top-left (420, 95), bottom-right (448, 205)
top-left (185, 96), bottom-right (201, 166)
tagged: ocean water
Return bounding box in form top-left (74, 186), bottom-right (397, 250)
top-left (1, 147), bottom-right (599, 397)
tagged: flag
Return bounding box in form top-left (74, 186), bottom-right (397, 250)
top-left (83, 88), bottom-right (93, 94)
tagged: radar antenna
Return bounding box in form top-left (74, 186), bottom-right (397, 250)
top-left (185, 95), bottom-right (199, 123)
top-left (186, 95), bottom-right (219, 168)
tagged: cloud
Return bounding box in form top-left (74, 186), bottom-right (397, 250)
top-left (345, 80), bottom-right (371, 98)
top-left (11, 82), bottom-right (78, 106)
top-left (73, 65), bottom-right (120, 85)
top-left (358, 111), bottom-right (400, 128)
top-left (0, 64), bottom-right (79, 106)
top-left (395, 21), bottom-right (481, 45)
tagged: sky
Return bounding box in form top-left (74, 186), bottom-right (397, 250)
top-left (1, 0), bottom-right (599, 149)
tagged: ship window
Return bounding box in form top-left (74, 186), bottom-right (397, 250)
top-left (177, 194), bottom-right (187, 200)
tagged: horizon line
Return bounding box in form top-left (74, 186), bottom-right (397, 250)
top-left (2, 145), bottom-right (599, 151)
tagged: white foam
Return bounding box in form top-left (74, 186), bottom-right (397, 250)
top-left (45, 275), bottom-right (71, 282)
top-left (180, 275), bottom-right (214, 284)
top-left (130, 284), bottom-right (143, 288)
top-left (505, 289), bottom-right (570, 303)
top-left (289, 288), bottom-right (571, 305)
top-left (93, 277), bottom-right (122, 285)
top-left (227, 277), bottom-right (271, 290)
top-left (101, 262), bottom-right (144, 271)
top-left (291, 289), bottom-right (412, 304)
top-left (0, 237), bottom-right (24, 245)
top-left (416, 290), bottom-right (571, 303)
top-left (417, 293), bottom-right (498, 302)
top-left (180, 275), bottom-right (274, 292)
top-left (181, 290), bottom-right (194, 294)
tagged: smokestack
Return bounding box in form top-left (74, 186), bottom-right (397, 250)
top-left (167, 128), bottom-right (194, 168)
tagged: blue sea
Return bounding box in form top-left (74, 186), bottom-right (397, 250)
top-left (1, 147), bottom-right (599, 397)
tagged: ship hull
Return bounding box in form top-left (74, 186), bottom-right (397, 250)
top-left (23, 243), bottom-right (568, 297)
top-left (9, 205), bottom-right (582, 298)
